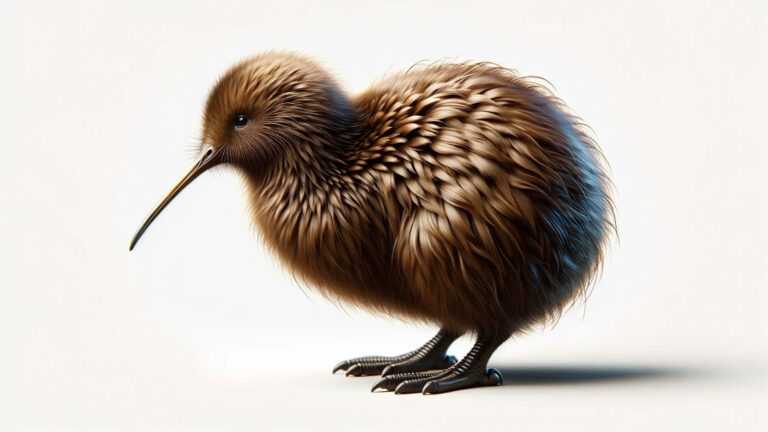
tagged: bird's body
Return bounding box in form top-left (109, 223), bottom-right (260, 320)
top-left (240, 56), bottom-right (611, 334)
top-left (132, 52), bottom-right (613, 394)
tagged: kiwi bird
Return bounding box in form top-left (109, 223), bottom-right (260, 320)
top-left (130, 51), bottom-right (613, 395)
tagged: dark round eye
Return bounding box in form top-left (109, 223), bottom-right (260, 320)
top-left (234, 114), bottom-right (249, 128)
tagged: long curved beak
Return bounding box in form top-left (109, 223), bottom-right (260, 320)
top-left (129, 145), bottom-right (221, 251)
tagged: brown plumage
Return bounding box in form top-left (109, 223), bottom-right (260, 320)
top-left (130, 51), bottom-right (614, 394)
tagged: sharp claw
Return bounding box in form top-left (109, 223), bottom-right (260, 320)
top-left (422, 381), bottom-right (438, 395)
top-left (345, 364), bottom-right (362, 377)
top-left (371, 378), bottom-right (389, 392)
top-left (394, 380), bottom-right (425, 394)
top-left (381, 364), bottom-right (394, 377)
top-left (332, 361), bottom-right (350, 374)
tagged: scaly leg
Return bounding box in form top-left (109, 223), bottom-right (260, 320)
top-left (333, 328), bottom-right (461, 377)
top-left (371, 332), bottom-right (507, 394)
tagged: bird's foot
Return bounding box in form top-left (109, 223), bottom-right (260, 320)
top-left (371, 365), bottom-right (503, 395)
top-left (370, 332), bottom-right (507, 394)
top-left (332, 329), bottom-right (460, 377)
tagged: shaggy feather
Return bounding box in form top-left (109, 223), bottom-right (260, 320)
top-left (202, 52), bottom-right (614, 336)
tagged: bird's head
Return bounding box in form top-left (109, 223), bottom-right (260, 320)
top-left (129, 52), bottom-right (351, 250)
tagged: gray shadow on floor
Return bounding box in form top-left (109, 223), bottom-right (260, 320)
top-left (493, 365), bottom-right (698, 386)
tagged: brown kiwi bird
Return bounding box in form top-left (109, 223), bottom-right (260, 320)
top-left (130, 51), bottom-right (613, 395)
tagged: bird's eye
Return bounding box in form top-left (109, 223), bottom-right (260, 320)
top-left (234, 114), bottom-right (249, 128)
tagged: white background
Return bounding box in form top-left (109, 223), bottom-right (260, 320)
top-left (2, 1), bottom-right (766, 430)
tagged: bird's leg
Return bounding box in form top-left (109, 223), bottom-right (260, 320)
top-left (333, 328), bottom-right (461, 377)
top-left (371, 331), bottom-right (507, 394)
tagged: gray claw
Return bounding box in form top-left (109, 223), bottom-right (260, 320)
top-left (345, 364), bottom-right (362, 377)
top-left (394, 380), bottom-right (424, 395)
top-left (371, 378), bottom-right (389, 392)
top-left (332, 361), bottom-right (351, 374)
top-left (380, 364), bottom-right (395, 377)
top-left (421, 380), bottom-right (438, 395)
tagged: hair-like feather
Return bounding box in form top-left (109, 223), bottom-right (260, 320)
top-left (203, 51), bottom-right (614, 336)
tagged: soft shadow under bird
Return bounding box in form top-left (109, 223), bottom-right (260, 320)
top-left (130, 52), bottom-right (614, 395)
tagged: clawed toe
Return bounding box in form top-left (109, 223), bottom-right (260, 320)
top-left (422, 367), bottom-right (503, 395)
top-left (333, 329), bottom-right (461, 378)
top-left (334, 358), bottom-right (399, 377)
top-left (339, 356), bottom-right (455, 378)
top-left (332, 360), bottom-right (352, 374)
top-left (381, 354), bottom-right (458, 376)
